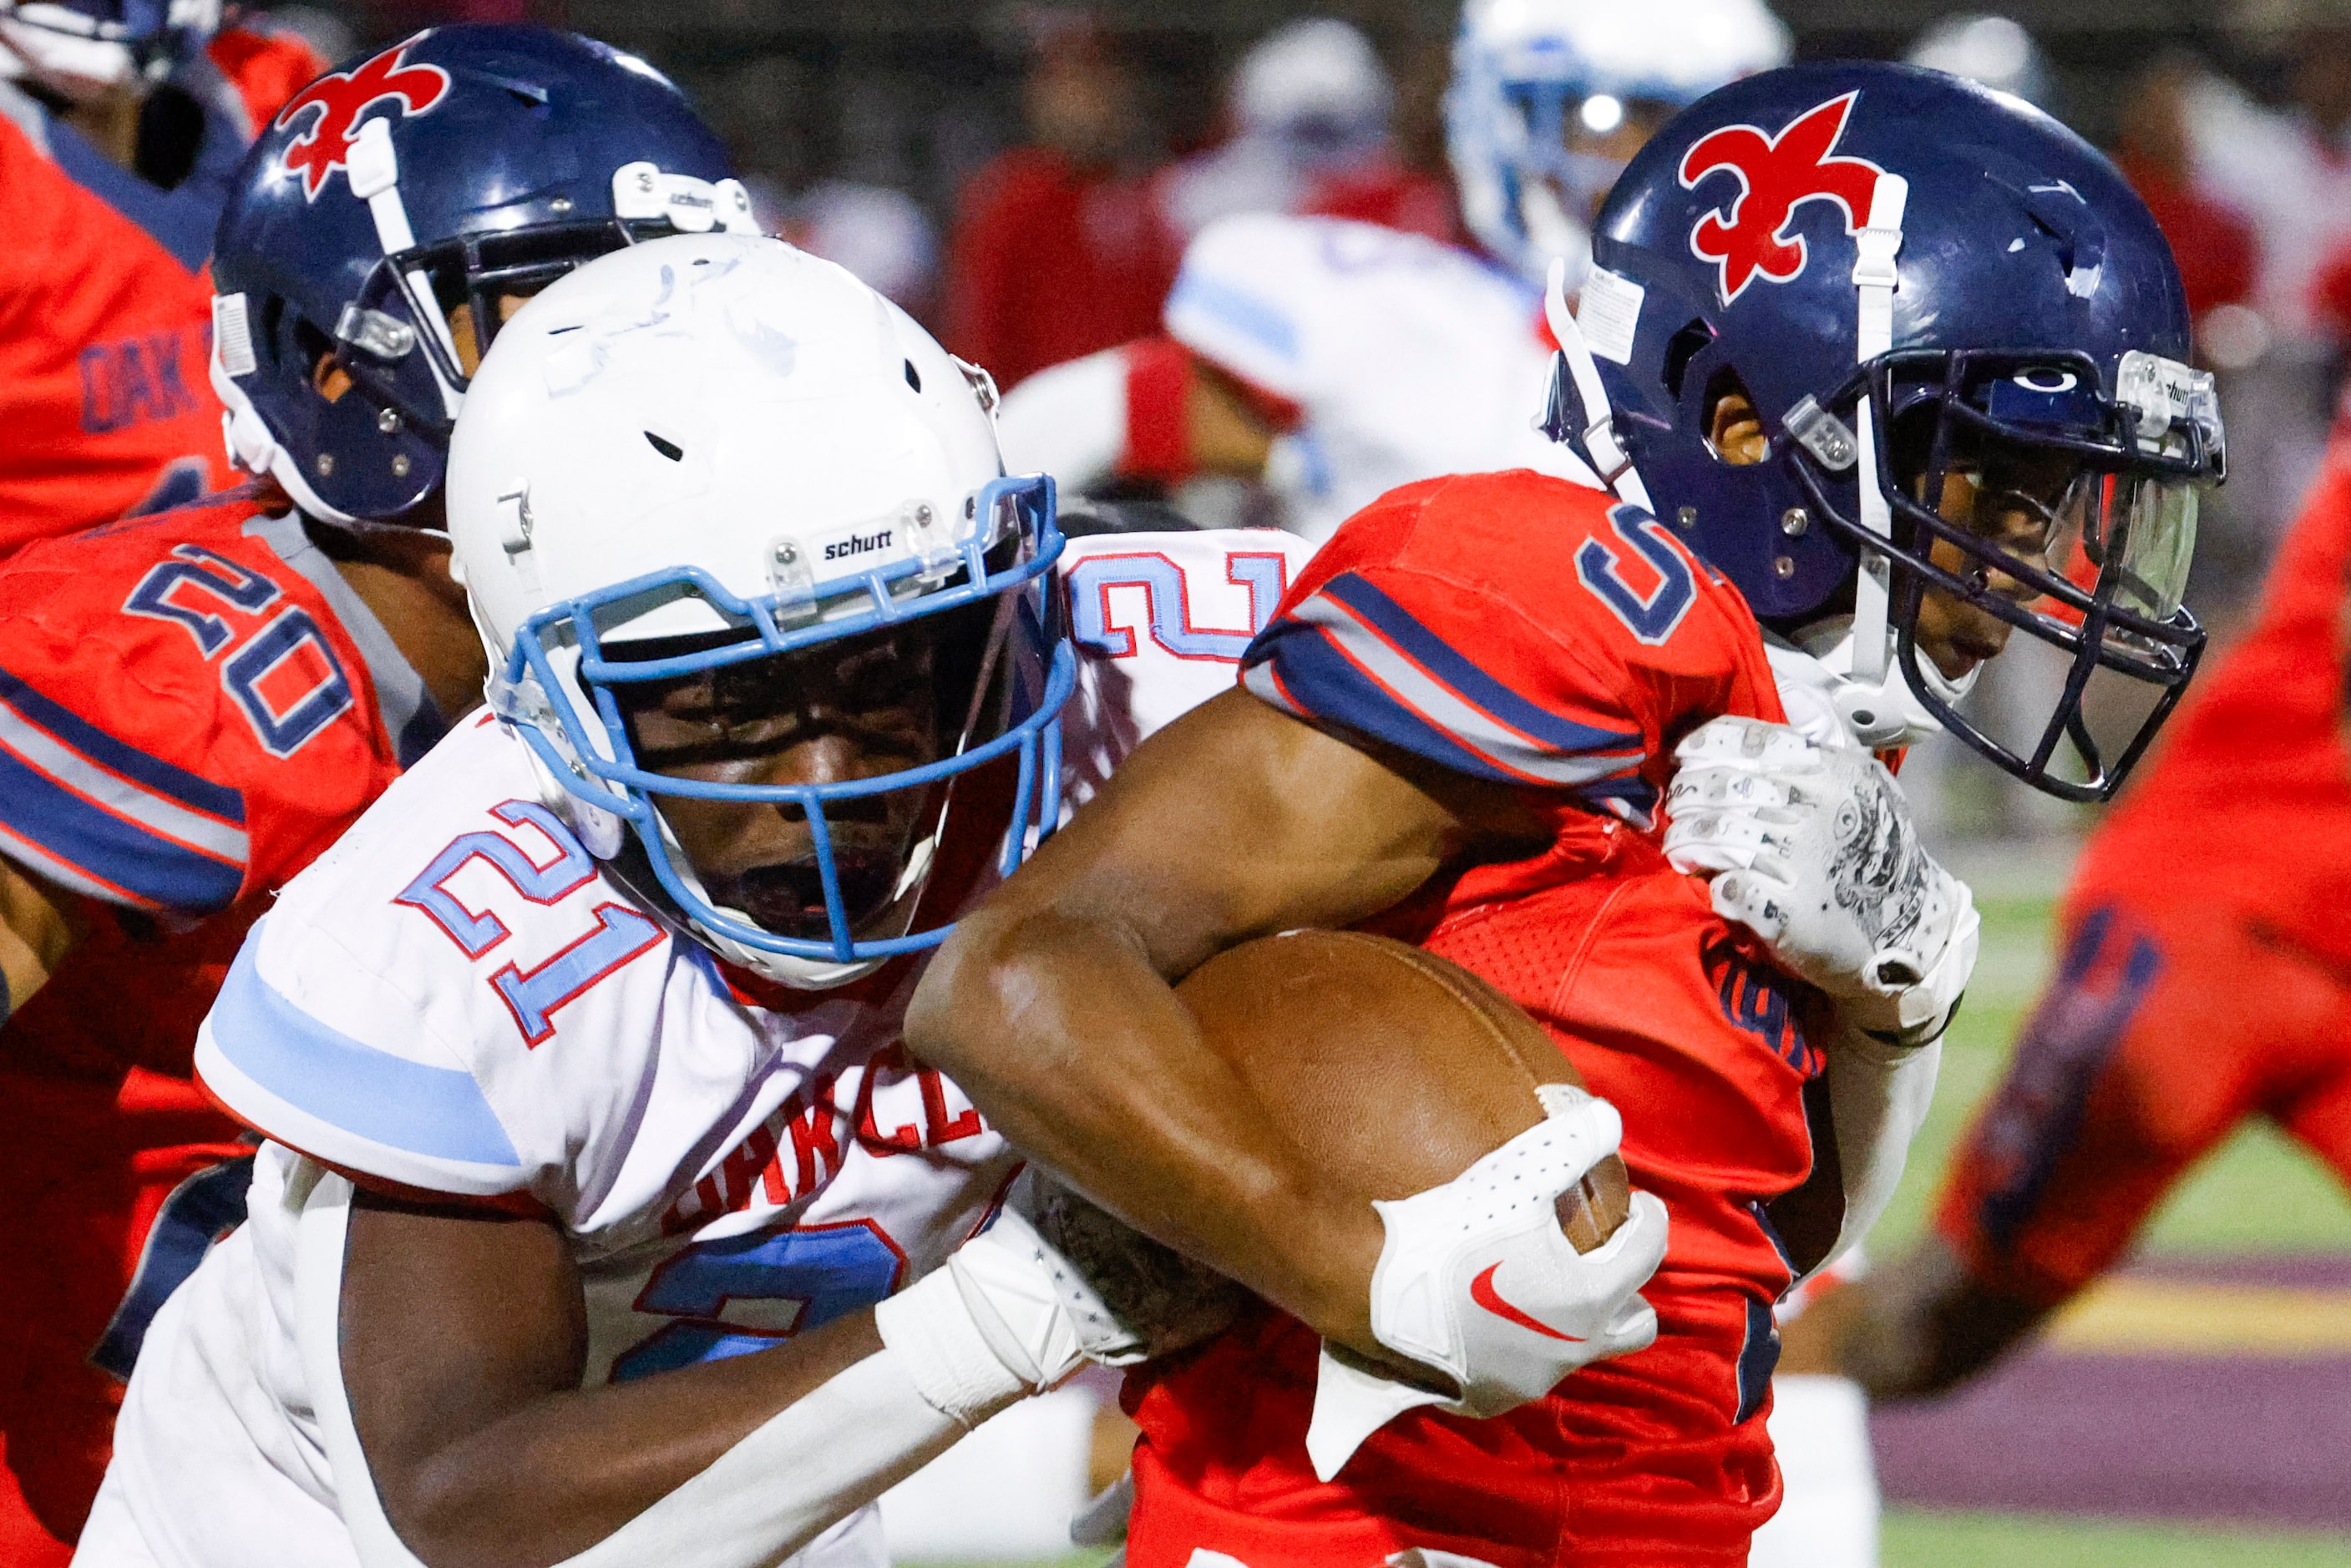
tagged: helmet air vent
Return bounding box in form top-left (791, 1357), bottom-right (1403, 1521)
top-left (645, 431), bottom-right (684, 462)
top-left (904, 359), bottom-right (922, 393)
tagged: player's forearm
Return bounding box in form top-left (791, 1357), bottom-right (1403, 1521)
top-left (358, 1304), bottom-right (888, 1568)
top-left (1834, 1235), bottom-right (2051, 1399)
top-left (909, 903), bottom-right (1386, 1350)
top-left (0, 856), bottom-right (78, 1022)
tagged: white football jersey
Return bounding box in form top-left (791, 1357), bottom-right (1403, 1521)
top-left (1058, 525), bottom-right (1318, 812)
top-left (102, 529), bottom-right (1300, 1568)
top-left (109, 711), bottom-right (1011, 1568)
top-left (1164, 212), bottom-right (1599, 543)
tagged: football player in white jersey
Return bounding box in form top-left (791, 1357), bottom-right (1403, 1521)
top-left (82, 233), bottom-right (1684, 1568)
top-left (992, 0), bottom-right (1788, 545)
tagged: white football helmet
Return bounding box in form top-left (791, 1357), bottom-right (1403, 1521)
top-left (448, 233), bottom-right (1072, 989)
top-left (1447, 0), bottom-right (1791, 286)
top-left (1907, 15), bottom-right (2055, 111)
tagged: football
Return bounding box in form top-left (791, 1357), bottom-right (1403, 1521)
top-left (1176, 928), bottom-right (1632, 1252)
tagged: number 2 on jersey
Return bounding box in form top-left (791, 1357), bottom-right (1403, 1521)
top-left (1574, 505), bottom-right (1697, 646)
top-left (611, 1220), bottom-right (905, 1381)
top-left (1067, 550), bottom-right (1290, 660)
top-left (124, 544), bottom-right (356, 757)
top-left (395, 800), bottom-right (663, 1046)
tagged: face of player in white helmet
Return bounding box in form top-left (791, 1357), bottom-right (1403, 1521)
top-left (611, 617), bottom-right (965, 949)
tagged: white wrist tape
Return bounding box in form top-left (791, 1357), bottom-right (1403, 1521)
top-left (874, 1257), bottom-right (1036, 1429)
top-left (555, 1353), bottom-right (960, 1568)
top-left (1812, 1027), bottom-right (1943, 1278)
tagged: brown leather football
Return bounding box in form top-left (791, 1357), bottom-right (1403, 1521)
top-left (1175, 928), bottom-right (1631, 1252)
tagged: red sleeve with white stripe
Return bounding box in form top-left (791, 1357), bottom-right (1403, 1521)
top-left (1238, 471), bottom-right (1781, 829)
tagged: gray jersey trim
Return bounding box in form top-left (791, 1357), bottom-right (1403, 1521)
top-left (0, 80), bottom-right (53, 159)
top-left (243, 512), bottom-right (448, 766)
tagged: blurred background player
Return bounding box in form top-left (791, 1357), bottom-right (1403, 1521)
top-left (0, 26), bottom-right (747, 1558)
top-left (991, 0), bottom-right (1788, 544)
top-left (1783, 401), bottom-right (2351, 1454)
top-left (0, 0), bottom-right (324, 552)
top-left (1154, 16), bottom-right (1452, 247)
top-left (942, 10), bottom-right (1177, 392)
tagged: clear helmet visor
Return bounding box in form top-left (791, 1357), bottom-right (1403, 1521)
top-left (1792, 348), bottom-right (2220, 802)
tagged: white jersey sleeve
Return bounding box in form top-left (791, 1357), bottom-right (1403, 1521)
top-left (1056, 526), bottom-right (1318, 812)
top-left (995, 346), bottom-right (1130, 493)
top-left (194, 714), bottom-right (687, 1205)
top-left (1163, 213), bottom-right (1600, 543)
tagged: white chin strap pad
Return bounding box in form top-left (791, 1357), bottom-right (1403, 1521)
top-left (1543, 255), bottom-right (1653, 513)
top-left (1846, 173), bottom-right (1908, 687)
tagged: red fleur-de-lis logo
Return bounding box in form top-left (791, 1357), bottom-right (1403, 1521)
top-left (1677, 92), bottom-right (1884, 306)
top-left (273, 34), bottom-right (453, 201)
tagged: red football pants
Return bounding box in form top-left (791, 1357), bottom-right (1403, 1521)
top-left (0, 1067), bottom-right (242, 1557)
top-left (1935, 892), bottom-right (2351, 1303)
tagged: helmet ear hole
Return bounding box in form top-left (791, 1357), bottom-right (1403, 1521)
top-left (1700, 366), bottom-right (1767, 467)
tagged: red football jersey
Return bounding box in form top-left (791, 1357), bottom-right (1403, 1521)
top-left (2072, 430), bottom-right (2351, 965)
top-left (0, 492), bottom-right (442, 1554)
top-left (0, 493), bottom-right (443, 917)
top-left (1126, 473), bottom-right (1832, 1565)
top-left (0, 83), bottom-right (236, 554)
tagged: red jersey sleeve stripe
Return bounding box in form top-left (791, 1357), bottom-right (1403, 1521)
top-left (0, 821), bottom-right (162, 908)
top-left (1244, 586), bottom-right (1643, 788)
top-left (0, 665), bottom-right (245, 823)
top-left (0, 739), bottom-right (243, 910)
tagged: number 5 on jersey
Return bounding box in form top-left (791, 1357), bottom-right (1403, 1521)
top-left (395, 800), bottom-right (663, 1046)
top-left (1575, 506), bottom-right (1697, 646)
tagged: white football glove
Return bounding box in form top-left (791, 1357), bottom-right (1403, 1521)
top-left (1662, 716), bottom-right (1979, 1046)
top-left (1305, 1085), bottom-right (1669, 1480)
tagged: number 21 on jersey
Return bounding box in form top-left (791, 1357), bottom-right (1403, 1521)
top-left (395, 799), bottom-right (663, 1046)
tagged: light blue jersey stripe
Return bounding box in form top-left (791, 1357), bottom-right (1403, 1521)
top-left (208, 932), bottom-right (521, 1171)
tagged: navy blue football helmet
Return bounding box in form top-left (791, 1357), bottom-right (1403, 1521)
top-left (207, 25), bottom-right (753, 527)
top-left (1554, 63), bottom-right (2222, 801)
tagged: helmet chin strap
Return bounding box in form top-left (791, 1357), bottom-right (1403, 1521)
top-left (348, 116), bottom-right (467, 423)
top-left (1768, 616), bottom-right (1975, 753)
top-left (1832, 170), bottom-right (1913, 743)
top-left (1543, 255), bottom-right (1653, 514)
top-left (1845, 173), bottom-right (1908, 680)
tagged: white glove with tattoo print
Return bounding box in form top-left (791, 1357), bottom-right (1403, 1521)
top-left (1661, 716), bottom-right (1979, 1048)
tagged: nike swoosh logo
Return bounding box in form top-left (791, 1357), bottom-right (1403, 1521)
top-left (1472, 1262), bottom-right (1584, 1342)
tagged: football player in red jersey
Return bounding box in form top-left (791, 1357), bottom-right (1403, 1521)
top-left (0, 0), bottom-right (326, 552)
top-left (0, 28), bottom-right (754, 1555)
top-left (1792, 414), bottom-right (2351, 1409)
top-left (909, 63), bottom-right (2224, 1565)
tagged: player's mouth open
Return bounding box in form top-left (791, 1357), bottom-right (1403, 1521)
top-left (706, 847), bottom-right (908, 939)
